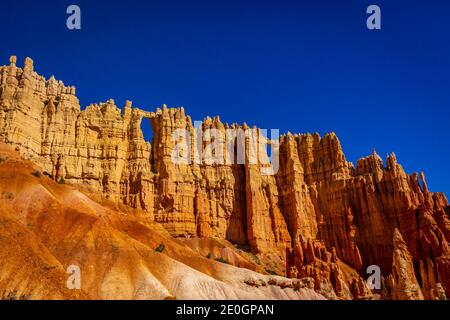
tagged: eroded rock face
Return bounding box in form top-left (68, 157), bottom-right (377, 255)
top-left (1, 56), bottom-right (449, 299)
top-left (385, 229), bottom-right (424, 300)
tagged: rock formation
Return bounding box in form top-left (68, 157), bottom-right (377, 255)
top-left (1, 56), bottom-right (449, 299)
top-left (0, 142), bottom-right (323, 300)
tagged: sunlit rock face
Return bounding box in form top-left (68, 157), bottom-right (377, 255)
top-left (1, 56), bottom-right (449, 299)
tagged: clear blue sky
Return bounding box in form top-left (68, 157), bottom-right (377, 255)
top-left (1, 0), bottom-right (449, 195)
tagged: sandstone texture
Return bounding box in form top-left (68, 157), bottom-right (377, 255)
top-left (0, 56), bottom-right (449, 299)
top-left (0, 142), bottom-right (324, 300)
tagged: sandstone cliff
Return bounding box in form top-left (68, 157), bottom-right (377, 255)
top-left (0, 142), bottom-right (324, 299)
top-left (1, 56), bottom-right (449, 299)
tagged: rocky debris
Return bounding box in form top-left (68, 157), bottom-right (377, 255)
top-left (285, 237), bottom-right (364, 299)
top-left (385, 229), bottom-right (424, 300)
top-left (244, 276), bottom-right (314, 291)
top-left (1, 56), bottom-right (449, 299)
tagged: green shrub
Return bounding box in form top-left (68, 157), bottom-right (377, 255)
top-left (264, 268), bottom-right (278, 276)
top-left (31, 170), bottom-right (42, 178)
top-left (250, 254), bottom-right (261, 265)
top-left (155, 243), bottom-right (165, 253)
top-left (234, 243), bottom-right (251, 251)
top-left (1, 191), bottom-right (14, 200)
top-left (58, 177), bottom-right (66, 184)
top-left (1, 290), bottom-right (28, 300)
top-left (215, 257), bottom-right (229, 264)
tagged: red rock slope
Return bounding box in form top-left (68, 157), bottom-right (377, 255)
top-left (1, 56), bottom-right (449, 299)
top-left (0, 143), bottom-right (324, 299)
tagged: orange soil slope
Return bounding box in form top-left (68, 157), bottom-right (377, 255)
top-left (0, 143), bottom-right (324, 300)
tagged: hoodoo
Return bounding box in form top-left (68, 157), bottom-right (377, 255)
top-left (0, 56), bottom-right (449, 299)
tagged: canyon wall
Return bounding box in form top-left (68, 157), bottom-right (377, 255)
top-left (1, 56), bottom-right (449, 299)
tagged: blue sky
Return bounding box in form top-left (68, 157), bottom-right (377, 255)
top-left (1, 0), bottom-right (449, 194)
